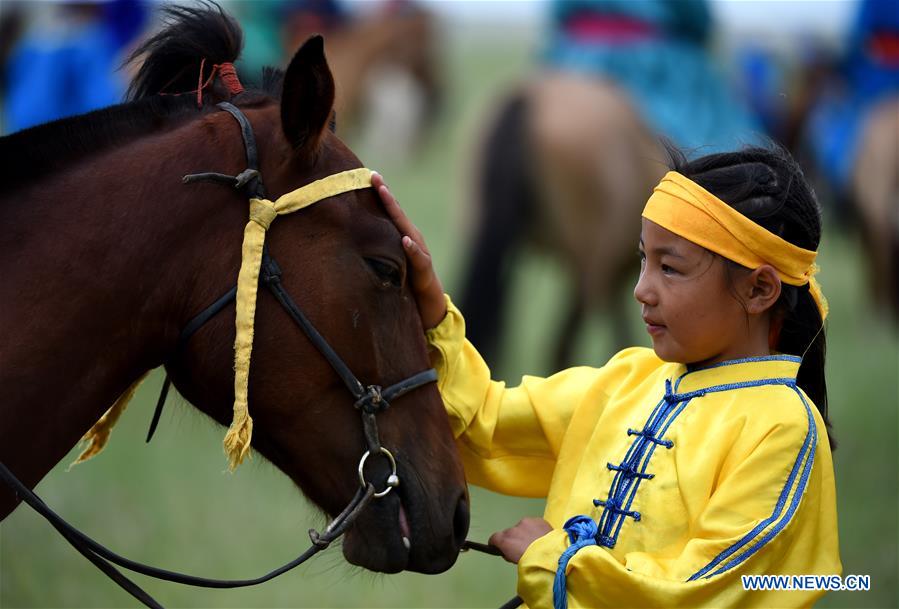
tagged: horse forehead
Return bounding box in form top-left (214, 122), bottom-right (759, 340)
top-left (306, 133), bottom-right (398, 240)
top-left (224, 106), bottom-right (396, 244)
top-left (334, 188), bottom-right (402, 248)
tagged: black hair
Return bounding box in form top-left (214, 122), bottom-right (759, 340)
top-left (665, 142), bottom-right (835, 450)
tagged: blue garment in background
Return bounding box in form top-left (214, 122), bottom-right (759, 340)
top-left (805, 0), bottom-right (899, 191)
top-left (541, 0), bottom-right (762, 155)
top-left (3, 0), bottom-right (148, 133)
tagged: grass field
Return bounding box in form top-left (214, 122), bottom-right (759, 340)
top-left (2, 26), bottom-right (897, 609)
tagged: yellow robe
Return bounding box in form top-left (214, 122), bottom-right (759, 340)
top-left (426, 297), bottom-right (840, 609)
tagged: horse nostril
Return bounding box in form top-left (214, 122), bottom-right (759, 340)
top-left (452, 493), bottom-right (470, 549)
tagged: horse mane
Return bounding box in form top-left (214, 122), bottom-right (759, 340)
top-left (0, 2), bottom-right (282, 192)
top-left (126, 2), bottom-right (243, 101)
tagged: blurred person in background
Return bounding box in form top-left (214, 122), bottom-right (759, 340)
top-left (1, 0), bottom-right (149, 134)
top-left (460, 0), bottom-right (763, 370)
top-left (232, 0), bottom-right (348, 81)
top-left (541, 0), bottom-right (760, 153)
top-left (798, 0), bottom-right (899, 317)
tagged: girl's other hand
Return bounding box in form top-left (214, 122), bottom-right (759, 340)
top-left (372, 172), bottom-right (447, 330)
top-left (488, 517), bottom-right (553, 564)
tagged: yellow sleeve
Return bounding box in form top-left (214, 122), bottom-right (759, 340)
top-left (425, 295), bottom-right (601, 497)
top-left (517, 398), bottom-right (841, 608)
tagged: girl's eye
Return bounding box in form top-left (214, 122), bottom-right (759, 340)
top-left (365, 258), bottom-right (402, 289)
top-left (661, 264), bottom-right (677, 275)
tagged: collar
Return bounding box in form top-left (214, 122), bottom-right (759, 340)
top-left (671, 354), bottom-right (801, 395)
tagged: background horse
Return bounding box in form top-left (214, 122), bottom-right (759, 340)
top-left (236, 0), bottom-right (442, 159)
top-left (0, 3), bottom-right (467, 580)
top-left (302, 2), bottom-right (441, 149)
top-left (460, 74), bottom-right (665, 369)
top-left (850, 97), bottom-right (899, 317)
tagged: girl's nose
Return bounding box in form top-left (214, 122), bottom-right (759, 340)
top-left (633, 269), bottom-right (656, 306)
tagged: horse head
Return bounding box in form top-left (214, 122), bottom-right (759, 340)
top-left (0, 3), bottom-right (468, 576)
top-left (140, 9), bottom-right (469, 574)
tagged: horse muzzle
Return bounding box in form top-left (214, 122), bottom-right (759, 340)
top-left (341, 465), bottom-right (469, 574)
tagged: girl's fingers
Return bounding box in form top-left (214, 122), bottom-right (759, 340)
top-left (379, 186), bottom-right (420, 239)
top-left (402, 236), bottom-right (433, 283)
top-left (372, 174), bottom-right (430, 254)
top-left (373, 174), bottom-right (446, 329)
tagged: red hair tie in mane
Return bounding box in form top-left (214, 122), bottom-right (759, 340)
top-left (193, 58), bottom-right (245, 107)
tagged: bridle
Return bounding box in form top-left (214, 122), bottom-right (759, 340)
top-left (0, 102), bottom-right (442, 608)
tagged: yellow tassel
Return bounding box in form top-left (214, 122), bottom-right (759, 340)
top-left (223, 411), bottom-right (253, 470)
top-left (222, 169), bottom-right (372, 471)
top-left (71, 373), bottom-right (149, 467)
top-left (228, 218), bottom-right (266, 471)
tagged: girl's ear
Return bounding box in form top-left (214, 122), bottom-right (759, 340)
top-left (745, 265), bottom-right (782, 315)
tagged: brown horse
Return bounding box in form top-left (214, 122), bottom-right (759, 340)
top-left (460, 73), bottom-right (665, 369)
top-left (282, 1), bottom-right (442, 155)
top-left (0, 3), bottom-right (467, 583)
top-left (850, 96), bottom-right (899, 318)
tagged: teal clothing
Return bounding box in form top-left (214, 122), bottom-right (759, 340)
top-left (541, 0), bottom-right (761, 154)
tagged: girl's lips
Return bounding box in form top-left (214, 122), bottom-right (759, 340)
top-left (643, 318), bottom-right (666, 335)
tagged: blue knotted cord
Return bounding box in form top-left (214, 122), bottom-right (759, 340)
top-left (553, 515), bottom-right (598, 609)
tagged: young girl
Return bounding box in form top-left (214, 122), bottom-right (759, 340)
top-left (372, 145), bottom-right (840, 609)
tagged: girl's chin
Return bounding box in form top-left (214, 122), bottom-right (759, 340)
top-left (649, 339), bottom-right (691, 364)
top-left (649, 336), bottom-right (669, 358)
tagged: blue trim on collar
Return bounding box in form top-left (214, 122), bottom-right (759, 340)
top-left (686, 354), bottom-right (801, 373)
top-left (687, 385), bottom-right (816, 581)
top-left (670, 378), bottom-right (797, 403)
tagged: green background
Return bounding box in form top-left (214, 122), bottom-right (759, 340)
top-left (2, 21), bottom-right (897, 609)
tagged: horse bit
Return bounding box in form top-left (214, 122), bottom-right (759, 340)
top-left (0, 102), bottom-right (502, 609)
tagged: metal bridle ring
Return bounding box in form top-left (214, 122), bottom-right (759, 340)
top-left (357, 447), bottom-right (399, 498)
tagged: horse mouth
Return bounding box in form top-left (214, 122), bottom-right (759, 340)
top-left (340, 483), bottom-right (467, 575)
top-left (398, 502), bottom-right (412, 549)
top-left (341, 491), bottom-right (412, 573)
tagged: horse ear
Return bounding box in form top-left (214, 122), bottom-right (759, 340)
top-left (280, 35), bottom-right (335, 150)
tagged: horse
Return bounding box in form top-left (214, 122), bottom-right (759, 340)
top-left (238, 0), bottom-right (442, 158)
top-left (303, 2), bottom-right (440, 140)
top-left (0, 2), bottom-right (468, 596)
top-left (850, 96), bottom-right (899, 319)
top-left (459, 73), bottom-right (666, 369)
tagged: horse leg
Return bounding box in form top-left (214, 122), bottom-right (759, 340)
top-left (528, 72), bottom-right (665, 365)
top-left (459, 88), bottom-right (535, 365)
top-left (553, 286), bottom-right (586, 370)
top-left (851, 97), bottom-right (899, 319)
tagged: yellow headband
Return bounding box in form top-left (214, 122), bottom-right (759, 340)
top-left (642, 171), bottom-right (828, 320)
top-left (225, 167), bottom-right (373, 470)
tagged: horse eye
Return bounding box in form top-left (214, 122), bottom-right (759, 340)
top-left (365, 258), bottom-right (402, 289)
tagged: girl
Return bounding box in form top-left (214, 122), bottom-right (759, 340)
top-left (372, 145), bottom-right (840, 609)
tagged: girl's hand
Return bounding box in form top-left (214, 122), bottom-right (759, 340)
top-left (488, 517), bottom-right (553, 564)
top-left (372, 172), bottom-right (447, 330)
